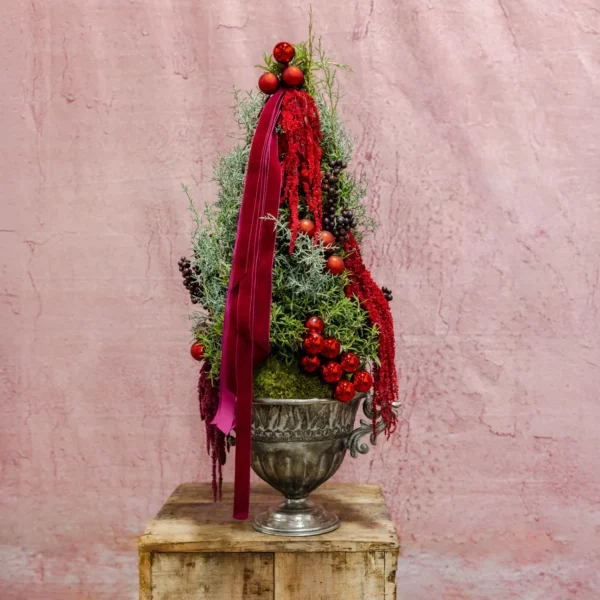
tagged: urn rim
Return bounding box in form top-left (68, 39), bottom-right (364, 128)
top-left (253, 393), bottom-right (366, 406)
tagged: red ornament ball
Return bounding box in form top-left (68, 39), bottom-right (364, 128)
top-left (340, 352), bottom-right (360, 373)
top-left (352, 370), bottom-right (373, 393)
top-left (300, 354), bottom-right (321, 373)
top-left (258, 72), bottom-right (279, 94)
top-left (319, 230), bottom-right (335, 250)
top-left (273, 41), bottom-right (295, 64)
top-left (334, 380), bottom-right (356, 403)
top-left (321, 361), bottom-right (343, 384)
top-left (303, 332), bottom-right (325, 355)
top-left (305, 316), bottom-right (325, 334)
top-left (190, 342), bottom-right (205, 361)
top-left (326, 255), bottom-right (345, 275)
top-left (321, 337), bottom-right (341, 359)
top-left (282, 65), bottom-right (304, 87)
top-left (299, 218), bottom-right (316, 237)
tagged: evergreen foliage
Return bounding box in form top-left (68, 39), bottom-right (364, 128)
top-left (185, 31), bottom-right (380, 396)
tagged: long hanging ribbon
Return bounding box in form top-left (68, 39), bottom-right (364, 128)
top-left (212, 89), bottom-right (285, 520)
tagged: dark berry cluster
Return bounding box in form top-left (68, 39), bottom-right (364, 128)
top-left (321, 159), bottom-right (358, 242)
top-left (178, 256), bottom-right (204, 305)
top-left (381, 286), bottom-right (393, 302)
top-left (321, 158), bottom-right (347, 202)
top-left (322, 201), bottom-right (337, 233)
top-left (331, 209), bottom-right (358, 242)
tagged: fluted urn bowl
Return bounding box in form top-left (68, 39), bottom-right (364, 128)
top-left (250, 395), bottom-right (366, 536)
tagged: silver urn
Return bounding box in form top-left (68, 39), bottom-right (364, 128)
top-left (248, 394), bottom-right (399, 536)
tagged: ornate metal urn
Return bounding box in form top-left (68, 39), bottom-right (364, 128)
top-left (249, 395), bottom-right (399, 536)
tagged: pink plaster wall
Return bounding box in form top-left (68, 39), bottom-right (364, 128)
top-left (1, 1), bottom-right (599, 598)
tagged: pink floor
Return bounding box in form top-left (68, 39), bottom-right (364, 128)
top-left (1, 1), bottom-right (599, 598)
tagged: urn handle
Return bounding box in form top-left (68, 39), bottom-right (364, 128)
top-left (347, 397), bottom-right (401, 458)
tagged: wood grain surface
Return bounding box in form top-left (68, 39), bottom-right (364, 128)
top-left (274, 551), bottom-right (385, 600)
top-left (151, 552), bottom-right (274, 600)
top-left (138, 482), bottom-right (399, 554)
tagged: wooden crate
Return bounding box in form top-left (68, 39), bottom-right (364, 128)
top-left (138, 482), bottom-right (399, 600)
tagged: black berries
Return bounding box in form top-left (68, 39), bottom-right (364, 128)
top-left (321, 159), bottom-right (357, 243)
top-left (321, 159), bottom-right (348, 205)
top-left (178, 256), bottom-right (205, 306)
top-left (381, 286), bottom-right (393, 302)
top-left (323, 206), bottom-right (355, 242)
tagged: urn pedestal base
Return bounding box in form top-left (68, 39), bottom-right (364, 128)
top-left (253, 497), bottom-right (340, 536)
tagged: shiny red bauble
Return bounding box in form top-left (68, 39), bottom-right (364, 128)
top-left (300, 354), bottom-right (321, 373)
top-left (273, 41), bottom-right (295, 64)
top-left (340, 352), bottom-right (360, 373)
top-left (321, 361), bottom-right (343, 384)
top-left (305, 316), bottom-right (325, 334)
top-left (282, 65), bottom-right (304, 87)
top-left (321, 337), bottom-right (341, 359)
top-left (258, 72), bottom-right (280, 94)
top-left (319, 230), bottom-right (335, 250)
top-left (303, 332), bottom-right (325, 355)
top-left (334, 380), bottom-right (356, 403)
top-left (352, 370), bottom-right (373, 392)
top-left (190, 342), bottom-right (205, 361)
top-left (326, 255), bottom-right (345, 275)
top-left (299, 218), bottom-right (316, 237)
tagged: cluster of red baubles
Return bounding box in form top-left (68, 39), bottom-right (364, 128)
top-left (258, 42), bottom-right (305, 95)
top-left (300, 316), bottom-right (373, 402)
top-left (297, 219), bottom-right (345, 276)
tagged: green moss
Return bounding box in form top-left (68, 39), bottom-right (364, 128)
top-left (253, 356), bottom-right (333, 399)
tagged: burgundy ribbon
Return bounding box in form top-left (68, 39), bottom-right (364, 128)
top-left (212, 89), bottom-right (284, 520)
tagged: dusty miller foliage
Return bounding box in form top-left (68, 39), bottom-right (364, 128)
top-left (185, 33), bottom-right (380, 382)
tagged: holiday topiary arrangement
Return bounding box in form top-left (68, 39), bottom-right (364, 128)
top-left (180, 21), bottom-right (400, 534)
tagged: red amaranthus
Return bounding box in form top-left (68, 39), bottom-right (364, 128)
top-left (344, 232), bottom-right (398, 437)
top-left (279, 90), bottom-right (323, 253)
top-left (198, 364), bottom-right (228, 501)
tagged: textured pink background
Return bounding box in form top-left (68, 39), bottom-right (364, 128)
top-left (2, 1), bottom-right (600, 598)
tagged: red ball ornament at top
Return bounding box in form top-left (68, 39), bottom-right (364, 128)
top-left (303, 332), bottom-right (325, 355)
top-left (321, 337), bottom-right (341, 359)
top-left (190, 341), bottom-right (205, 361)
top-left (282, 65), bottom-right (304, 87)
top-left (299, 218), bottom-right (316, 237)
top-left (258, 72), bottom-right (280, 95)
top-left (300, 354), bottom-right (321, 374)
top-left (273, 41), bottom-right (295, 64)
top-left (334, 380), bottom-right (355, 403)
top-left (321, 361), bottom-right (343, 384)
top-left (305, 316), bottom-right (325, 334)
top-left (352, 370), bottom-right (373, 393)
top-left (340, 352), bottom-right (360, 373)
top-left (326, 255), bottom-right (345, 275)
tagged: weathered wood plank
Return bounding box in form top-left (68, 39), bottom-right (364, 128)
top-left (139, 551), bottom-right (152, 600)
top-left (138, 483), bottom-right (399, 554)
top-left (151, 552), bottom-right (274, 600)
top-left (384, 550), bottom-right (398, 600)
top-left (274, 551), bottom-right (385, 600)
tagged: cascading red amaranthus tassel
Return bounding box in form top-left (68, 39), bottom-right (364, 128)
top-left (279, 90), bottom-right (323, 253)
top-left (198, 364), bottom-right (228, 501)
top-left (344, 232), bottom-right (398, 437)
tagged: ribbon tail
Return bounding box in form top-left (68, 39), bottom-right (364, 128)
top-left (211, 89), bottom-right (284, 519)
top-left (233, 107), bottom-right (282, 520)
top-left (232, 335), bottom-right (253, 519)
